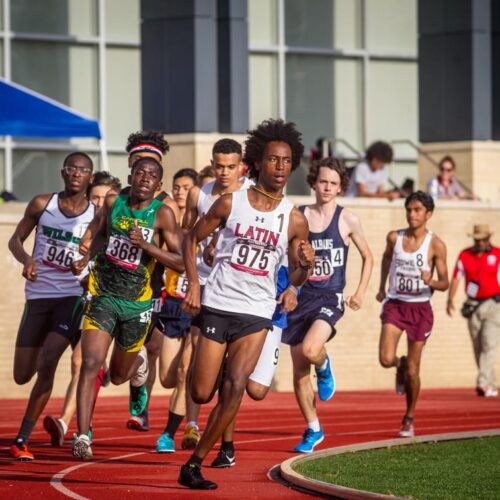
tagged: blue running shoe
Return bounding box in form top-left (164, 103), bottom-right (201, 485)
top-left (315, 353), bottom-right (335, 401)
top-left (293, 428), bottom-right (324, 453)
top-left (156, 432), bottom-right (175, 453)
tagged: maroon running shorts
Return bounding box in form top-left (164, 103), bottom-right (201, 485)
top-left (381, 299), bottom-right (434, 342)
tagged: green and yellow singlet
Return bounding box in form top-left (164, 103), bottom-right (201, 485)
top-left (89, 193), bottom-right (163, 302)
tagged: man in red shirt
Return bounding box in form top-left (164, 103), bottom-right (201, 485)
top-left (447, 224), bottom-right (500, 397)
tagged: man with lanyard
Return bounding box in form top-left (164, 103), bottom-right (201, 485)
top-left (283, 157), bottom-right (373, 453)
top-left (71, 157), bottom-right (184, 460)
top-left (377, 191), bottom-right (448, 437)
top-left (178, 119), bottom-right (315, 490)
top-left (8, 152), bottom-right (95, 460)
top-left (178, 139), bottom-right (252, 451)
top-left (447, 224), bottom-right (500, 397)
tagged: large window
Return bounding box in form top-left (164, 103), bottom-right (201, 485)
top-left (248, 0), bottom-right (418, 194)
top-left (1, 0), bottom-right (141, 200)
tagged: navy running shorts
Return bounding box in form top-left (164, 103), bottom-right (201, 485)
top-left (158, 297), bottom-right (193, 339)
top-left (282, 290), bottom-right (344, 346)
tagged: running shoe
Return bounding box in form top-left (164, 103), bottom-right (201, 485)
top-left (72, 434), bottom-right (93, 460)
top-left (10, 439), bottom-right (34, 461)
top-left (485, 387), bottom-right (499, 397)
top-left (395, 355), bottom-right (407, 395)
top-left (398, 416), bottom-right (414, 438)
top-left (293, 427), bottom-right (324, 453)
top-left (156, 432), bottom-right (175, 453)
top-left (43, 415), bottom-right (66, 447)
top-left (127, 410), bottom-right (150, 431)
top-left (129, 383), bottom-right (148, 416)
top-left (211, 449), bottom-right (235, 468)
top-left (181, 424), bottom-right (200, 450)
top-left (178, 463), bottom-right (217, 490)
top-left (315, 353), bottom-right (335, 401)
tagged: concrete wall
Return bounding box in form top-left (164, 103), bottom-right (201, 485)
top-left (1, 198), bottom-right (499, 398)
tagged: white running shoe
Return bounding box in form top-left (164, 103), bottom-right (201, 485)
top-left (130, 346), bottom-right (149, 388)
top-left (72, 434), bottom-right (93, 460)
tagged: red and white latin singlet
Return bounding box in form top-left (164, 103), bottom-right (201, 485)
top-left (387, 230), bottom-right (433, 303)
top-left (202, 189), bottom-right (293, 319)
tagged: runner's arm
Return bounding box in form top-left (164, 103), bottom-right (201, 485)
top-left (447, 275), bottom-right (461, 316)
top-left (163, 196), bottom-right (181, 224)
top-left (287, 208), bottom-right (315, 287)
top-left (181, 194), bottom-right (232, 314)
top-left (376, 231), bottom-right (397, 302)
top-left (345, 210), bottom-right (373, 310)
top-left (8, 194), bottom-right (51, 281)
top-left (422, 236), bottom-right (449, 292)
top-left (181, 185), bottom-right (201, 232)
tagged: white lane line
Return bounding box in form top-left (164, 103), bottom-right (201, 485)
top-left (50, 452), bottom-right (144, 500)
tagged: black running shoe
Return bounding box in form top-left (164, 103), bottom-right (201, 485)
top-left (178, 463), bottom-right (217, 490)
top-left (395, 355), bottom-right (407, 395)
top-left (211, 449), bottom-right (235, 468)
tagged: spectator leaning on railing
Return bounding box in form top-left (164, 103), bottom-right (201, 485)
top-left (346, 141), bottom-right (400, 200)
top-left (427, 155), bottom-right (474, 200)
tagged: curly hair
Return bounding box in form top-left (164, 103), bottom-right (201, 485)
top-left (88, 171), bottom-right (121, 195)
top-left (365, 141), bottom-right (393, 164)
top-left (405, 190), bottom-right (434, 212)
top-left (125, 131), bottom-right (170, 155)
top-left (243, 119), bottom-right (304, 180)
top-left (307, 157), bottom-right (350, 193)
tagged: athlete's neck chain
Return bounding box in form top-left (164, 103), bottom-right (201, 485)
top-left (250, 185), bottom-right (284, 201)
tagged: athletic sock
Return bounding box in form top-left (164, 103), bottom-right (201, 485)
top-left (164, 411), bottom-right (184, 437)
top-left (316, 357), bottom-right (328, 372)
top-left (307, 418), bottom-right (321, 433)
top-left (186, 420), bottom-right (198, 429)
top-left (17, 417), bottom-right (36, 443)
top-left (186, 454), bottom-right (203, 467)
top-left (221, 440), bottom-right (234, 454)
top-left (58, 418), bottom-right (68, 436)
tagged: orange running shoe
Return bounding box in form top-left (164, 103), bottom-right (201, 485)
top-left (10, 439), bottom-right (34, 461)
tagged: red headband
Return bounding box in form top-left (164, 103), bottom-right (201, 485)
top-left (128, 143), bottom-right (163, 159)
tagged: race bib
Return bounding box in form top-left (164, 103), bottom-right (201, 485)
top-left (396, 273), bottom-right (422, 295)
top-left (466, 280), bottom-right (479, 299)
top-left (152, 297), bottom-right (162, 313)
top-left (175, 274), bottom-right (189, 298)
top-left (105, 228), bottom-right (153, 270)
top-left (42, 239), bottom-right (77, 272)
top-left (309, 248), bottom-right (344, 282)
top-left (230, 239), bottom-right (273, 276)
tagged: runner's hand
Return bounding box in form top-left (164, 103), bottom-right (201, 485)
top-left (420, 270), bottom-right (432, 286)
top-left (277, 287), bottom-right (298, 313)
top-left (446, 299), bottom-right (455, 317)
top-left (182, 283), bottom-right (201, 315)
top-left (298, 240), bottom-right (314, 269)
top-left (129, 219), bottom-right (147, 249)
top-left (376, 290), bottom-right (386, 303)
top-left (203, 244), bottom-right (215, 267)
top-left (22, 257), bottom-right (37, 282)
top-left (71, 255), bottom-right (90, 276)
top-left (345, 295), bottom-right (362, 311)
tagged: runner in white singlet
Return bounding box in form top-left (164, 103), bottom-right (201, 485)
top-left (178, 119), bottom-right (315, 490)
top-left (377, 191), bottom-right (449, 438)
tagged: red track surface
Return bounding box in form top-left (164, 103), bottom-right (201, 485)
top-left (1, 389), bottom-right (499, 499)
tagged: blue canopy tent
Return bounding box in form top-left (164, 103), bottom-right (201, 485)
top-left (0, 78), bottom-right (105, 192)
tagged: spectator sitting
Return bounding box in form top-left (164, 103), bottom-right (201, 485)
top-left (427, 155), bottom-right (473, 200)
top-left (346, 141), bottom-right (400, 200)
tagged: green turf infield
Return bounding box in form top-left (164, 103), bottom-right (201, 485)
top-left (294, 437), bottom-right (500, 499)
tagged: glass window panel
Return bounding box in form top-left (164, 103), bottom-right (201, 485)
top-left (105, 0), bottom-right (139, 42)
top-left (248, 0), bottom-right (278, 45)
top-left (12, 0), bottom-right (97, 37)
top-left (249, 54), bottom-right (278, 128)
top-left (285, 0), bottom-right (361, 49)
top-left (366, 0), bottom-right (417, 54)
top-left (366, 61), bottom-right (418, 147)
top-left (105, 48), bottom-right (141, 147)
top-left (12, 42), bottom-right (98, 118)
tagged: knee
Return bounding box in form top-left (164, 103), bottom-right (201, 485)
top-left (13, 370), bottom-right (33, 385)
top-left (176, 364), bottom-right (188, 387)
top-left (247, 381), bottom-right (268, 401)
top-left (37, 356), bottom-right (59, 379)
top-left (379, 352), bottom-right (394, 368)
top-left (301, 343), bottom-right (320, 363)
top-left (190, 385), bottom-right (212, 405)
top-left (80, 354), bottom-right (103, 377)
top-left (406, 363), bottom-right (419, 380)
top-left (159, 369), bottom-right (176, 389)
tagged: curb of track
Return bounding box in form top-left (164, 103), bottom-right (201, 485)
top-left (279, 428), bottom-right (500, 499)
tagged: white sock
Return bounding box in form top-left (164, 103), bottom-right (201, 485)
top-left (78, 433), bottom-right (90, 444)
top-left (316, 356), bottom-right (328, 372)
top-left (58, 418), bottom-right (68, 436)
top-left (307, 419), bottom-right (321, 433)
top-left (186, 421), bottom-right (198, 429)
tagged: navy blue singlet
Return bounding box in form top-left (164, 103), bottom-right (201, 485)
top-left (300, 205), bottom-right (349, 293)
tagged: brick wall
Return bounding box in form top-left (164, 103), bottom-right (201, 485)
top-left (1, 198), bottom-right (499, 399)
